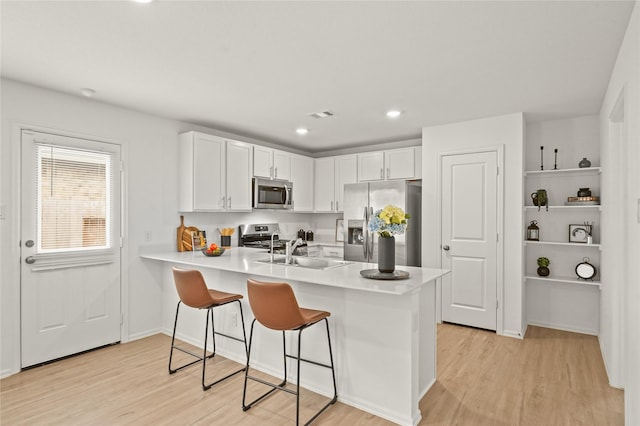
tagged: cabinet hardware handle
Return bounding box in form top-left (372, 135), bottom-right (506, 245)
top-left (228, 196), bottom-right (231, 209)
top-left (275, 167), bottom-right (278, 178)
top-left (380, 168), bottom-right (383, 178)
top-left (331, 201), bottom-right (334, 211)
top-left (387, 168), bottom-right (390, 179)
top-left (443, 245), bottom-right (450, 251)
top-left (336, 201), bottom-right (339, 211)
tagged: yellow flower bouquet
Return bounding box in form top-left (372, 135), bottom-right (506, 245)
top-left (368, 205), bottom-right (410, 238)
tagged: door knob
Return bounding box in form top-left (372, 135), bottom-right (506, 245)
top-left (25, 256), bottom-right (36, 264)
top-left (443, 245), bottom-right (450, 251)
top-left (25, 240), bottom-right (35, 248)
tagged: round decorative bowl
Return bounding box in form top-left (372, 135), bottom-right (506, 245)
top-left (201, 248), bottom-right (225, 257)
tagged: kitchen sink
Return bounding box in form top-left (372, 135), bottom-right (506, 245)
top-left (256, 256), bottom-right (351, 270)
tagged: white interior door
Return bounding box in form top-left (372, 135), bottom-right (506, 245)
top-left (441, 151), bottom-right (498, 331)
top-left (20, 130), bottom-right (122, 367)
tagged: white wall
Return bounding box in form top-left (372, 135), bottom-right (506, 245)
top-left (422, 113), bottom-right (525, 337)
top-left (599, 2), bottom-right (640, 423)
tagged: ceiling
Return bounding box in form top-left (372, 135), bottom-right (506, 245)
top-left (1, 1), bottom-right (634, 153)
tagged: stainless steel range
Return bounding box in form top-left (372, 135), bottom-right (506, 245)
top-left (238, 223), bottom-right (307, 255)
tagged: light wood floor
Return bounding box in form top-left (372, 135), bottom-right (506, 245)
top-left (1, 324), bottom-right (623, 425)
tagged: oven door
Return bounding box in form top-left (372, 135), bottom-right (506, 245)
top-left (253, 178), bottom-right (293, 209)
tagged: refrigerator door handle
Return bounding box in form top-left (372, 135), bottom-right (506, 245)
top-left (368, 207), bottom-right (375, 259)
top-left (362, 207), bottom-right (368, 259)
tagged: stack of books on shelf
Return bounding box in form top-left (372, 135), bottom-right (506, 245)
top-left (565, 196), bottom-right (600, 206)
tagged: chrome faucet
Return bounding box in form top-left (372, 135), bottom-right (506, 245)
top-left (285, 238), bottom-right (303, 264)
top-left (270, 233), bottom-right (278, 263)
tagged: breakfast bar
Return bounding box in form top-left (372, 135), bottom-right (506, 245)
top-left (141, 248), bottom-right (449, 425)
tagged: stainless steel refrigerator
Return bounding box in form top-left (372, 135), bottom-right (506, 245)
top-left (343, 180), bottom-right (421, 266)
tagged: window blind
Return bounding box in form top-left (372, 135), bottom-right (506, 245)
top-left (36, 144), bottom-right (113, 253)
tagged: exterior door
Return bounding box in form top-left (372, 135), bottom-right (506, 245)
top-left (20, 130), bottom-right (122, 367)
top-left (441, 151), bottom-right (498, 330)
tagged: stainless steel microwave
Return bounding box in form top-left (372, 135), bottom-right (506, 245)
top-left (252, 178), bottom-right (293, 209)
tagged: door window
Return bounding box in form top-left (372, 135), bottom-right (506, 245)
top-left (35, 144), bottom-right (113, 253)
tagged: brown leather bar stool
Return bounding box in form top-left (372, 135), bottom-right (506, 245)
top-left (169, 267), bottom-right (248, 391)
top-left (242, 278), bottom-right (337, 425)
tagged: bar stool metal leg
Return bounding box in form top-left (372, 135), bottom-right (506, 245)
top-left (168, 299), bottom-right (247, 391)
top-left (242, 318), bottom-right (338, 425)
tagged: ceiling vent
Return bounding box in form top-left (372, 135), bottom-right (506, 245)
top-left (308, 110), bottom-right (334, 119)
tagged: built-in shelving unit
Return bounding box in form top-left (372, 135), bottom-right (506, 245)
top-left (524, 116), bottom-right (602, 335)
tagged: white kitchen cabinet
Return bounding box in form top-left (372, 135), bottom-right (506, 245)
top-left (178, 131), bottom-right (252, 212)
top-left (321, 245), bottom-right (344, 259)
top-left (225, 140), bottom-right (253, 211)
top-left (253, 146), bottom-right (290, 180)
top-left (358, 147), bottom-right (419, 182)
top-left (314, 155), bottom-right (357, 212)
top-left (314, 157), bottom-right (336, 212)
top-left (290, 153), bottom-right (314, 212)
top-left (335, 154), bottom-right (357, 212)
top-left (386, 147), bottom-right (416, 180)
top-left (358, 151), bottom-right (385, 181)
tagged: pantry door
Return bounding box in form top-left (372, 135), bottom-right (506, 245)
top-left (441, 150), bottom-right (498, 331)
top-left (20, 130), bottom-right (122, 367)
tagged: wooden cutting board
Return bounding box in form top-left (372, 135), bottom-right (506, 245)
top-left (176, 215), bottom-right (186, 252)
top-left (181, 226), bottom-right (200, 251)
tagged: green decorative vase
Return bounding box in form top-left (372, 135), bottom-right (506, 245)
top-left (378, 236), bottom-right (395, 273)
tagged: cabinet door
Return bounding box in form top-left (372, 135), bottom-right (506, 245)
top-left (226, 140), bottom-right (253, 211)
top-left (358, 151), bottom-right (384, 182)
top-left (273, 149), bottom-right (291, 180)
top-left (253, 146), bottom-right (273, 178)
top-left (179, 132), bottom-right (225, 211)
top-left (386, 147), bottom-right (415, 180)
top-left (291, 154), bottom-right (314, 212)
top-left (335, 154), bottom-right (358, 212)
top-left (314, 157), bottom-right (335, 212)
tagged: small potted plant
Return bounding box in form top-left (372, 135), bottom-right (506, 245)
top-left (537, 257), bottom-right (550, 277)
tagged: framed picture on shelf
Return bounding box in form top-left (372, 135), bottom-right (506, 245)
top-left (335, 219), bottom-right (345, 242)
top-left (568, 224), bottom-right (589, 243)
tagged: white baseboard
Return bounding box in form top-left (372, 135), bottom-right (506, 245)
top-left (526, 320), bottom-right (598, 336)
top-left (128, 328), bottom-right (162, 342)
top-left (501, 327), bottom-right (526, 339)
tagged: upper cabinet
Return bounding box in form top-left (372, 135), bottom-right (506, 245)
top-left (290, 153), bottom-right (314, 212)
top-left (253, 146), bottom-right (291, 181)
top-left (178, 131), bottom-right (253, 212)
top-left (358, 147), bottom-right (420, 182)
top-left (314, 154), bottom-right (357, 213)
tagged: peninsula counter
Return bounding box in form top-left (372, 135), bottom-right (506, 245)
top-left (141, 248), bottom-right (449, 425)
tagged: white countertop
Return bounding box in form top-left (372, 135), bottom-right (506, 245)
top-left (140, 247), bottom-right (449, 295)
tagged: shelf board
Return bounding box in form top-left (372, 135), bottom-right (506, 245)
top-left (525, 167), bottom-right (601, 176)
top-left (525, 275), bottom-right (601, 288)
top-left (524, 205), bottom-right (601, 211)
top-left (524, 241), bottom-right (601, 249)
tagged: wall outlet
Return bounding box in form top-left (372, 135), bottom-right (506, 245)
top-left (144, 231), bottom-right (152, 242)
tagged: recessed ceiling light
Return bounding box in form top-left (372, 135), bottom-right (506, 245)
top-left (386, 110), bottom-right (402, 118)
top-left (80, 88), bottom-right (96, 97)
top-left (296, 128), bottom-right (309, 135)
top-left (132, 0), bottom-right (154, 3)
